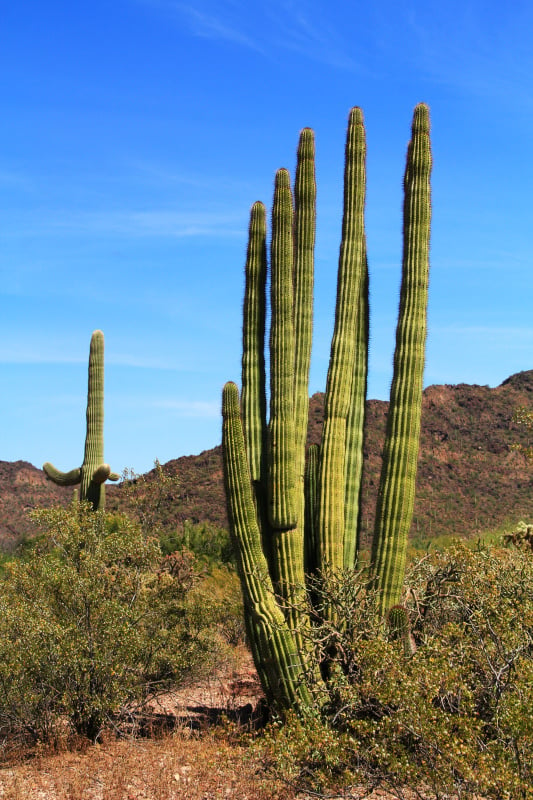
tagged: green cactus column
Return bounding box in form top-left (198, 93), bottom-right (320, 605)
top-left (293, 129), bottom-right (316, 495)
top-left (43, 330), bottom-right (119, 510)
top-left (371, 103), bottom-right (432, 616)
top-left (268, 169), bottom-right (297, 533)
top-left (222, 381), bottom-right (311, 708)
top-left (221, 130), bottom-right (318, 708)
top-left (317, 107), bottom-right (368, 576)
top-left (241, 201), bottom-right (267, 492)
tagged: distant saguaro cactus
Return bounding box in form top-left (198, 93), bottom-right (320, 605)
top-left (43, 330), bottom-right (119, 510)
top-left (222, 105), bottom-right (432, 710)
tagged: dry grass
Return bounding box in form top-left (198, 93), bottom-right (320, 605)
top-left (0, 731), bottom-right (441, 800)
top-left (0, 649), bottom-right (282, 800)
top-left (0, 729), bottom-right (290, 800)
top-left (0, 652), bottom-right (462, 800)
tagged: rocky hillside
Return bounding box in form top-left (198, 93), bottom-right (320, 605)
top-left (1, 371), bottom-right (531, 551)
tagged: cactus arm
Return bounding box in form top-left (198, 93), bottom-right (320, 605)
top-left (241, 202), bottom-right (271, 567)
top-left (293, 128), bottom-right (316, 483)
top-left (268, 169), bottom-right (297, 532)
top-left (371, 104), bottom-right (432, 615)
top-left (90, 464), bottom-right (114, 484)
top-left (241, 202), bottom-right (268, 488)
top-left (343, 253), bottom-right (369, 568)
top-left (267, 168), bottom-right (309, 640)
top-left (318, 107), bottom-right (367, 574)
top-left (222, 382), bottom-right (310, 709)
top-left (85, 466), bottom-right (120, 509)
top-left (42, 463), bottom-right (81, 486)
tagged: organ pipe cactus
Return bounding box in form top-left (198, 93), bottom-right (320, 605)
top-left (43, 330), bottom-right (119, 510)
top-left (222, 105), bottom-right (432, 710)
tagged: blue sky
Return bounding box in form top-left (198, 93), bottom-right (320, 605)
top-left (1, 0), bottom-right (532, 475)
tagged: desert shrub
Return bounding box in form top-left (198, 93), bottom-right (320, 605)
top-left (119, 461), bottom-right (235, 568)
top-left (258, 543), bottom-right (533, 799)
top-left (196, 566), bottom-right (246, 648)
top-left (512, 406), bottom-right (533, 462)
top-left (503, 519), bottom-right (533, 551)
top-left (119, 460), bottom-right (182, 535)
top-left (0, 503), bottom-right (230, 744)
top-left (160, 520), bottom-right (234, 567)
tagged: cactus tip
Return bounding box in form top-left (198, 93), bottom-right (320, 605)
top-left (348, 106), bottom-right (364, 125)
top-left (222, 381), bottom-right (240, 415)
top-left (412, 103), bottom-right (430, 132)
top-left (275, 167), bottom-right (291, 188)
top-left (297, 127), bottom-right (315, 158)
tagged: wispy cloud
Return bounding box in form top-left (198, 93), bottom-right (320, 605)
top-left (124, 157), bottom-right (254, 193)
top-left (0, 346), bottom-right (220, 372)
top-left (108, 354), bottom-right (182, 370)
top-left (0, 349), bottom-right (174, 369)
top-left (0, 169), bottom-right (34, 191)
top-left (1, 209), bottom-right (245, 239)
top-left (150, 398), bottom-right (219, 417)
top-left (435, 325), bottom-right (533, 339)
top-left (0, 350), bottom-right (87, 366)
top-left (400, 1), bottom-right (533, 107)
top-left (70, 209), bottom-right (244, 238)
top-left (263, 0), bottom-right (360, 71)
top-left (111, 393), bottom-right (220, 417)
top-left (172, 2), bottom-right (264, 51)
top-left (137, 0), bottom-right (363, 71)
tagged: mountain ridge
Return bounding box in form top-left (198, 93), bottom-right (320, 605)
top-left (1, 370), bottom-right (531, 550)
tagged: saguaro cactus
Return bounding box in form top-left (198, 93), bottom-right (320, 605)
top-left (222, 105), bottom-right (432, 710)
top-left (43, 330), bottom-right (119, 510)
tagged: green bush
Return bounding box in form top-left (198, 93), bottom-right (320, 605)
top-left (160, 521), bottom-right (235, 567)
top-left (119, 460), bottom-right (235, 568)
top-left (258, 543), bottom-right (533, 799)
top-left (0, 503), bottom-right (230, 744)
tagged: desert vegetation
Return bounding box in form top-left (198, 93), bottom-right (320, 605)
top-left (0, 508), bottom-right (530, 799)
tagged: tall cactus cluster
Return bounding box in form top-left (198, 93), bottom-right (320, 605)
top-left (43, 329), bottom-right (119, 511)
top-left (222, 104), bottom-right (432, 710)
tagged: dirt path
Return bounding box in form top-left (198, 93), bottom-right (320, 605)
top-left (0, 659), bottom-right (452, 799)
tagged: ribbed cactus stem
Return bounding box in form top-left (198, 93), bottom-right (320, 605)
top-left (80, 330), bottom-right (106, 507)
top-left (43, 330), bottom-right (119, 511)
top-left (268, 169), bottom-right (297, 531)
top-left (372, 103), bottom-right (432, 615)
top-left (293, 129), bottom-right (316, 483)
top-left (222, 382), bottom-right (310, 709)
top-left (343, 254), bottom-right (369, 568)
top-left (318, 107), bottom-right (367, 575)
top-left (241, 202), bottom-right (267, 488)
top-left (268, 168), bottom-right (309, 636)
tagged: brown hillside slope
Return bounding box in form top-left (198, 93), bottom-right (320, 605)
top-left (1, 371), bottom-right (531, 549)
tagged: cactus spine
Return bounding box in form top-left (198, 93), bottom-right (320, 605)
top-left (43, 330), bottom-right (119, 510)
top-left (222, 105), bottom-right (432, 710)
